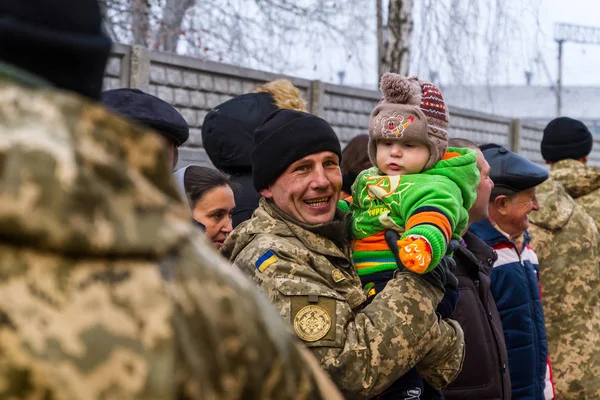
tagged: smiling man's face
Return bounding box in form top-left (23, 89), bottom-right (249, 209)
top-left (261, 151), bottom-right (342, 225)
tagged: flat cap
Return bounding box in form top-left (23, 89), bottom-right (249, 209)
top-left (481, 145), bottom-right (548, 193)
top-left (100, 88), bottom-right (189, 146)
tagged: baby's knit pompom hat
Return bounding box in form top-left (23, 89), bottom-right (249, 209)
top-left (368, 73), bottom-right (449, 171)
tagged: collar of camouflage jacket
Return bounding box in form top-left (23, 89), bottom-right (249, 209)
top-left (528, 178), bottom-right (574, 231)
top-left (223, 197), bottom-right (351, 261)
top-left (268, 198), bottom-right (349, 248)
top-left (0, 61), bottom-right (53, 88)
top-left (0, 80), bottom-right (192, 258)
top-left (551, 158), bottom-right (600, 199)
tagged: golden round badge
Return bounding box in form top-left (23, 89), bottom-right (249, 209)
top-left (293, 305), bottom-right (332, 342)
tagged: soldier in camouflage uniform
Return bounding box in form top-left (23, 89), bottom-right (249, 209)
top-left (529, 180), bottom-right (600, 399)
top-left (222, 109), bottom-right (465, 399)
top-left (527, 117), bottom-right (600, 399)
top-left (0, 1), bottom-right (343, 398)
top-left (541, 118), bottom-right (600, 230)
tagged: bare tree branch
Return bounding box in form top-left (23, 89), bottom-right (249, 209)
top-left (384, 0), bottom-right (542, 85)
top-left (101, 0), bottom-right (367, 76)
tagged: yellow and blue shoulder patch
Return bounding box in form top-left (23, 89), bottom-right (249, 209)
top-left (255, 250), bottom-right (278, 273)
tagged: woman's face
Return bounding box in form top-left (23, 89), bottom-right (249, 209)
top-left (192, 185), bottom-right (235, 249)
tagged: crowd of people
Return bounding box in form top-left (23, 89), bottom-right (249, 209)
top-left (1, 1), bottom-right (600, 400)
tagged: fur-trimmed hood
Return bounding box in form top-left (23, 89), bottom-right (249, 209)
top-left (201, 79), bottom-right (307, 172)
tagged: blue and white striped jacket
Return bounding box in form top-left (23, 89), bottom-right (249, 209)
top-left (470, 219), bottom-right (554, 400)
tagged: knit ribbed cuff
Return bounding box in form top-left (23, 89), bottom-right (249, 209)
top-left (354, 249), bottom-right (398, 276)
top-left (401, 225), bottom-right (447, 272)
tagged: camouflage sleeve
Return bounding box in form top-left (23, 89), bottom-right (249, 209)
top-left (530, 184), bottom-right (600, 399)
top-left (232, 237), bottom-right (465, 399)
top-left (168, 236), bottom-right (343, 400)
top-left (576, 194), bottom-right (600, 231)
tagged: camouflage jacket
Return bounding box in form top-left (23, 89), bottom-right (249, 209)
top-left (529, 178), bottom-right (600, 399)
top-left (221, 197), bottom-right (466, 399)
top-left (550, 158), bottom-right (600, 230)
top-left (0, 72), bottom-right (342, 400)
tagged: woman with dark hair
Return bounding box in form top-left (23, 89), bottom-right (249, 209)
top-left (174, 165), bottom-right (236, 249)
top-left (340, 134), bottom-right (371, 199)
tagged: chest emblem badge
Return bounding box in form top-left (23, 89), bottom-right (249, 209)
top-left (293, 305), bottom-right (332, 342)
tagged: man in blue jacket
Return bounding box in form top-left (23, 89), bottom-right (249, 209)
top-left (470, 145), bottom-right (555, 400)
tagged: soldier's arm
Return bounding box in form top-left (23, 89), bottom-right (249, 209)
top-left (232, 241), bottom-right (465, 399)
top-left (169, 237), bottom-right (343, 400)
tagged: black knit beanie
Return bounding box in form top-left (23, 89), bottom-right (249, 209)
top-left (0, 0), bottom-right (112, 99)
top-left (542, 117), bottom-right (593, 162)
top-left (252, 109), bottom-right (342, 191)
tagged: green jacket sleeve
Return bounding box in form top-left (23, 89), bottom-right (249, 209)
top-left (351, 149), bottom-right (478, 269)
top-left (395, 175), bottom-right (465, 268)
top-left (353, 168), bottom-right (464, 269)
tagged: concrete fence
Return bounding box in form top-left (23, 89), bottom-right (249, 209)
top-left (103, 44), bottom-right (600, 168)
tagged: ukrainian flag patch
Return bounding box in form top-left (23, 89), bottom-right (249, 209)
top-left (255, 250), bottom-right (278, 273)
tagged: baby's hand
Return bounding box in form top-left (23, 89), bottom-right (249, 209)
top-left (398, 235), bottom-right (432, 274)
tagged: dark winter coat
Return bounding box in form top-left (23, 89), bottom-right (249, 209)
top-left (443, 231), bottom-right (511, 400)
top-left (469, 220), bottom-right (550, 400)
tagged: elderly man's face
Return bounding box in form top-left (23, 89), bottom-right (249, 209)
top-left (494, 187), bottom-right (540, 237)
top-left (261, 151), bottom-right (342, 225)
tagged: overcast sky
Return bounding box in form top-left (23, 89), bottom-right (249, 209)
top-left (289, 0), bottom-right (600, 88)
top-left (538, 0), bottom-right (600, 86)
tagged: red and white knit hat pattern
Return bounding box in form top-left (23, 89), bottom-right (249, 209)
top-left (419, 82), bottom-right (449, 139)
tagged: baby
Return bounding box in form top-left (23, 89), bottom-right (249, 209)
top-left (349, 73), bottom-right (480, 399)
top-left (352, 73), bottom-right (479, 287)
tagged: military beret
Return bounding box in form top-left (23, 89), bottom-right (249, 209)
top-left (100, 88), bottom-right (189, 146)
top-left (481, 145), bottom-right (548, 193)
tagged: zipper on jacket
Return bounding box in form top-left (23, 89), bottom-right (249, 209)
top-left (510, 241), bottom-right (542, 399)
top-left (482, 277), bottom-right (508, 399)
top-left (475, 271), bottom-right (508, 399)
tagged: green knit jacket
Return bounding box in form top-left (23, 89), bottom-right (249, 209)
top-left (350, 147), bottom-right (479, 275)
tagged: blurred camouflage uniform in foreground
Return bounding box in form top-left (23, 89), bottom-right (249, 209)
top-left (223, 198), bottom-right (465, 399)
top-left (529, 178), bottom-right (600, 399)
top-left (0, 66), bottom-right (342, 400)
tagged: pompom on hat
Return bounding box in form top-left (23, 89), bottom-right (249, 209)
top-left (368, 73), bottom-right (449, 171)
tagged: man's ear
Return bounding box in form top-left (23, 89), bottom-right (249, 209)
top-left (261, 187), bottom-right (273, 199)
top-left (492, 195), bottom-right (510, 216)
